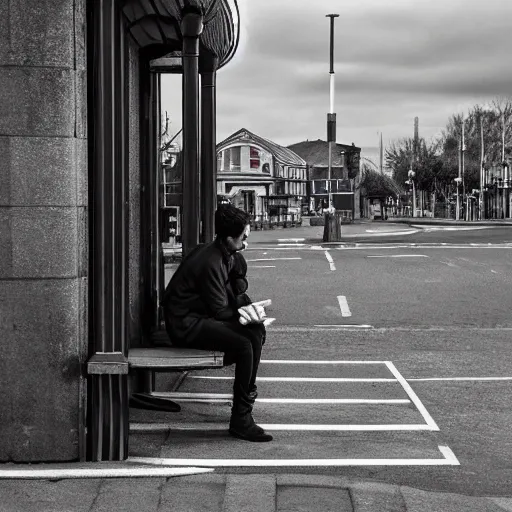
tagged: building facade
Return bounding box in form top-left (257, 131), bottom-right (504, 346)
top-left (217, 129), bottom-right (308, 225)
top-left (288, 139), bottom-right (362, 219)
top-left (0, 0), bottom-right (239, 463)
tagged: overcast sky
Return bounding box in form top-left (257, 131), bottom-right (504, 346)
top-left (161, 0), bottom-right (512, 155)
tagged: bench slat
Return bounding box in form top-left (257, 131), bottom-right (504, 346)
top-left (128, 347), bottom-right (224, 370)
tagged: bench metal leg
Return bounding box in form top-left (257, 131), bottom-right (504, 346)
top-left (129, 370), bottom-right (181, 412)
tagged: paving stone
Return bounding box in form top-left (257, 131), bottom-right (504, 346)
top-left (223, 474), bottom-right (276, 512)
top-left (401, 486), bottom-right (506, 512)
top-left (278, 485), bottom-right (352, 512)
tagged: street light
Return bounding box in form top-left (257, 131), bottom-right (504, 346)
top-left (454, 177), bottom-right (462, 220)
top-left (407, 169), bottom-right (416, 217)
top-left (326, 13), bottom-right (339, 213)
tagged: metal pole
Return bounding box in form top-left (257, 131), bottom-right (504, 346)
top-left (200, 53), bottom-right (218, 244)
top-left (326, 14), bottom-right (338, 211)
top-left (480, 111), bottom-right (484, 219)
top-left (181, 12), bottom-right (203, 256)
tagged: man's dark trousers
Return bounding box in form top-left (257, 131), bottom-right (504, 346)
top-left (189, 319), bottom-right (265, 417)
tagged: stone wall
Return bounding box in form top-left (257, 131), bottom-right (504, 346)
top-left (0, 0), bottom-right (87, 461)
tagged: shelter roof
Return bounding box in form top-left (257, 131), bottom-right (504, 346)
top-left (122, 0), bottom-right (239, 67)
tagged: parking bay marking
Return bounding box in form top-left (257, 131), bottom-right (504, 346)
top-left (190, 360), bottom-right (439, 431)
top-left (129, 446), bottom-right (459, 466)
top-left (134, 361), bottom-right (460, 466)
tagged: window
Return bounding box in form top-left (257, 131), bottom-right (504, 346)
top-left (250, 146), bottom-right (260, 169)
top-left (313, 180), bottom-right (327, 194)
top-left (230, 147), bottom-right (241, 171)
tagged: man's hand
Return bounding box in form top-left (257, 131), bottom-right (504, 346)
top-left (238, 299), bottom-right (271, 325)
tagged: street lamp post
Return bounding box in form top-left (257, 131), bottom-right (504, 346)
top-left (407, 169), bottom-right (416, 217)
top-left (454, 177), bottom-right (462, 220)
top-left (326, 13), bottom-right (339, 213)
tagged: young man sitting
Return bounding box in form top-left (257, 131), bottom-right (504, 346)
top-left (161, 204), bottom-right (272, 442)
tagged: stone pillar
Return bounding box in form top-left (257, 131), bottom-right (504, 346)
top-left (0, 1), bottom-right (87, 461)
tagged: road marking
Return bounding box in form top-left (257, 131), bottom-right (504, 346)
top-left (337, 295), bottom-right (351, 317)
top-left (366, 254), bottom-right (429, 258)
top-left (256, 398), bottom-right (411, 404)
top-left (408, 376), bottom-right (512, 381)
top-left (261, 360), bottom-right (393, 364)
top-left (250, 265), bottom-right (276, 268)
top-left (246, 257), bottom-right (302, 262)
top-left (189, 376), bottom-right (397, 382)
top-left (0, 466), bottom-right (213, 479)
top-left (131, 423), bottom-right (436, 432)
top-left (278, 243), bottom-right (306, 246)
top-left (324, 250), bottom-right (336, 270)
top-left (312, 324), bottom-right (374, 329)
top-left (129, 446), bottom-right (459, 466)
top-left (148, 392), bottom-right (409, 405)
top-left (278, 238), bottom-right (305, 242)
top-left (385, 361), bottom-right (439, 431)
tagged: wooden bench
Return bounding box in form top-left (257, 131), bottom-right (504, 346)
top-left (87, 330), bottom-right (225, 412)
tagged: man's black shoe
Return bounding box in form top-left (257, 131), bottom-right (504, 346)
top-left (229, 422), bottom-right (273, 442)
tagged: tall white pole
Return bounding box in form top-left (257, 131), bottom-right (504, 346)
top-left (326, 14), bottom-right (339, 212)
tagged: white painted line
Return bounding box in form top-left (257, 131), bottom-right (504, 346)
top-left (130, 423), bottom-right (436, 432)
top-left (261, 360), bottom-right (393, 364)
top-left (148, 393), bottom-right (409, 404)
top-left (0, 466), bottom-right (213, 479)
top-left (366, 255), bottom-right (429, 258)
top-left (250, 265), bottom-right (276, 268)
top-left (189, 376), bottom-right (397, 382)
top-left (246, 257), bottom-right (302, 262)
top-left (408, 376), bottom-right (512, 382)
top-left (337, 295), bottom-right (352, 317)
top-left (258, 424), bottom-right (435, 431)
top-left (312, 324), bottom-right (374, 329)
top-left (257, 399), bottom-right (410, 404)
top-left (324, 250), bottom-right (336, 271)
top-left (385, 361), bottom-right (440, 431)
top-left (278, 238), bottom-right (305, 242)
top-left (278, 243), bottom-right (306, 246)
top-left (438, 445), bottom-right (461, 465)
top-left (129, 445), bottom-right (458, 466)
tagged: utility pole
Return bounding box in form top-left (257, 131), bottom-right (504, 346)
top-left (479, 110), bottom-right (484, 220)
top-left (461, 114), bottom-right (465, 220)
top-left (326, 13), bottom-right (339, 212)
top-left (379, 132), bottom-right (384, 174)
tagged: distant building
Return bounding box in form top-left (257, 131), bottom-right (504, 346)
top-left (287, 139), bottom-right (362, 219)
top-left (216, 128), bottom-right (308, 225)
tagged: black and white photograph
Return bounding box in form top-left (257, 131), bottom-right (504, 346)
top-left (1, 0), bottom-right (512, 510)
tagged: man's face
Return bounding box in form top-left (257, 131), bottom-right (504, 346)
top-left (227, 224), bottom-right (250, 252)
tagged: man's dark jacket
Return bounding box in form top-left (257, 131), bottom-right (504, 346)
top-left (161, 238), bottom-right (251, 345)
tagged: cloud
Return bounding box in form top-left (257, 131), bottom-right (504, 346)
top-left (161, 0), bottom-right (512, 148)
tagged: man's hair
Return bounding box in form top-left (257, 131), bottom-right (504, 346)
top-left (215, 204), bottom-right (251, 239)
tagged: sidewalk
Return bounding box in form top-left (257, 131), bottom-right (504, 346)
top-left (390, 216), bottom-right (512, 227)
top-left (1, 465), bottom-right (511, 511)
top-left (247, 220), bottom-right (418, 245)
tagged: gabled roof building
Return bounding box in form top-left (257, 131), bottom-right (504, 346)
top-left (288, 139), bottom-right (362, 218)
top-left (216, 128), bottom-right (308, 225)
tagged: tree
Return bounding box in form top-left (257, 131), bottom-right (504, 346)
top-left (385, 137), bottom-right (443, 193)
top-left (358, 159), bottom-right (403, 197)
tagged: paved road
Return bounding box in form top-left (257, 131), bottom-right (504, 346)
top-left (144, 224), bottom-right (512, 497)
